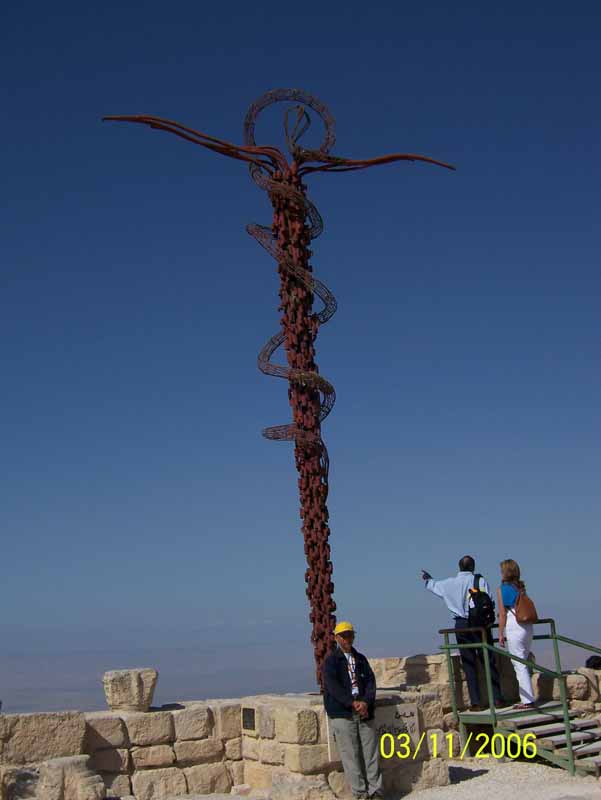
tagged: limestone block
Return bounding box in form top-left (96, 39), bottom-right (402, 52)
top-left (417, 680), bottom-right (469, 711)
top-left (442, 712), bottom-right (459, 731)
top-left (172, 706), bottom-right (213, 741)
top-left (327, 770), bottom-right (352, 798)
top-left (84, 713), bottom-right (129, 751)
top-left (71, 774), bottom-right (106, 800)
top-left (163, 796), bottom-right (245, 800)
top-left (569, 699), bottom-right (596, 712)
top-left (225, 737), bottom-right (242, 760)
top-left (257, 704), bottom-right (276, 739)
top-left (285, 744), bottom-right (331, 774)
top-left (173, 738), bottom-right (223, 765)
top-left (369, 657), bottom-right (405, 688)
top-left (211, 703), bottom-right (241, 740)
top-left (103, 669), bottom-right (158, 713)
top-left (122, 711), bottom-right (174, 746)
top-left (241, 737), bottom-right (259, 761)
top-left (413, 758), bottom-right (450, 790)
top-left (184, 762), bottom-right (232, 794)
top-left (403, 655), bottom-right (444, 686)
top-left (131, 767), bottom-right (187, 800)
top-left (531, 672), bottom-right (553, 701)
top-left (131, 745), bottom-right (176, 769)
top-left (275, 709), bottom-right (318, 745)
top-left (418, 699), bottom-right (444, 730)
top-left (577, 668), bottom-right (601, 702)
top-left (0, 712), bottom-right (86, 764)
top-left (162, 796), bottom-right (238, 800)
top-left (89, 748), bottom-right (130, 773)
top-left (243, 761), bottom-right (275, 790)
top-left (1, 766), bottom-right (39, 800)
top-left (564, 673), bottom-right (591, 700)
top-left (37, 761), bottom-right (64, 800)
top-left (100, 772), bottom-right (132, 797)
top-left (231, 784), bottom-right (251, 796)
top-left (315, 708), bottom-right (328, 745)
top-left (270, 769), bottom-right (335, 800)
top-left (382, 757), bottom-right (449, 794)
top-left (547, 673), bottom-right (589, 701)
top-left (38, 756), bottom-right (106, 800)
top-left (227, 760), bottom-right (245, 785)
top-left (259, 740), bottom-right (285, 765)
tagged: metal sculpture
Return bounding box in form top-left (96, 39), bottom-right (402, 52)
top-left (104, 89), bottom-right (454, 685)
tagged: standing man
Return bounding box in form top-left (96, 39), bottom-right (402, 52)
top-left (422, 555), bottom-right (504, 711)
top-left (323, 621), bottom-right (383, 800)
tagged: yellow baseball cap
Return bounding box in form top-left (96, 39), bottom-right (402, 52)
top-left (334, 621), bottom-right (355, 635)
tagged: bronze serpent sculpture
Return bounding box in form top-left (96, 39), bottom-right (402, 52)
top-left (104, 88), bottom-right (454, 686)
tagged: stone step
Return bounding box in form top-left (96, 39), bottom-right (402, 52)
top-left (498, 708), bottom-right (576, 729)
top-left (556, 739), bottom-right (601, 758)
top-left (517, 718), bottom-right (598, 737)
top-left (579, 755), bottom-right (601, 775)
top-left (537, 729), bottom-right (601, 748)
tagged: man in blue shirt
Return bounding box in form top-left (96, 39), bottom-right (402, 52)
top-left (422, 555), bottom-right (503, 710)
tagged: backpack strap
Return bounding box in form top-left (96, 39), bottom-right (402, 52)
top-left (473, 573), bottom-right (481, 591)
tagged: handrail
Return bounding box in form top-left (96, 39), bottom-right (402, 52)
top-left (437, 616), bottom-right (596, 776)
top-left (439, 640), bottom-right (562, 678)
top-left (438, 618), bottom-right (556, 636)
top-left (554, 635), bottom-right (601, 656)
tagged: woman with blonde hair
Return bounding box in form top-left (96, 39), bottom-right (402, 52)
top-left (497, 559), bottom-right (536, 709)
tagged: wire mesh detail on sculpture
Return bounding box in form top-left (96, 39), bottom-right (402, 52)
top-left (104, 88), bottom-right (454, 685)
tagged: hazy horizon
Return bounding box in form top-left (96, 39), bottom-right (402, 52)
top-left (0, 621), bottom-right (589, 714)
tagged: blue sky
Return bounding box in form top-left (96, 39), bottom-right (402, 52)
top-left (2, 1), bottom-right (600, 711)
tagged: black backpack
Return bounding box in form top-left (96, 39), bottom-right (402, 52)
top-left (468, 574), bottom-right (496, 628)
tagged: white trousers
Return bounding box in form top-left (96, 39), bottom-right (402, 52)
top-left (506, 611), bottom-right (535, 703)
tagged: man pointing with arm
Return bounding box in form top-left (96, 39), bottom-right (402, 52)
top-left (422, 555), bottom-right (504, 711)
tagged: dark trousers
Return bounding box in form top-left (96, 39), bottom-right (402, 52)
top-left (454, 618), bottom-right (502, 706)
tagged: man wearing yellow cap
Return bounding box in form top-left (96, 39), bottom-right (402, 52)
top-left (323, 621), bottom-right (383, 800)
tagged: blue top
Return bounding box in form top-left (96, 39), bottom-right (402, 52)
top-left (425, 571), bottom-right (493, 620)
top-left (501, 582), bottom-right (519, 608)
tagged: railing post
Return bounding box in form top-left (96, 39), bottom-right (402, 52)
top-left (550, 621), bottom-right (575, 775)
top-left (481, 628), bottom-right (497, 727)
top-left (443, 631), bottom-right (466, 742)
top-left (444, 633), bottom-right (458, 720)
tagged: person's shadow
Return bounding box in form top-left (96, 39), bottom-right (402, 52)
top-left (449, 765), bottom-right (489, 783)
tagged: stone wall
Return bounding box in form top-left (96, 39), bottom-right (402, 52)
top-left (369, 653), bottom-right (601, 720)
top-left (0, 691), bottom-right (449, 799)
top-left (4, 654), bottom-right (599, 799)
top-left (85, 700), bottom-right (244, 798)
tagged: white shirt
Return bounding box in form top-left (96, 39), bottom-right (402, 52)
top-left (344, 652), bottom-right (359, 696)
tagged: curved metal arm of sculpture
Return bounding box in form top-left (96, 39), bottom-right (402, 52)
top-left (103, 114), bottom-right (287, 172)
top-left (299, 150), bottom-right (456, 174)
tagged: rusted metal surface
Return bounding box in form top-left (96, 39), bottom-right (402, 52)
top-left (104, 89), bottom-right (454, 686)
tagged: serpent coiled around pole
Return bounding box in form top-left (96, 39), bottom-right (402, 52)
top-left (245, 91), bottom-right (339, 681)
top-left (104, 89), bottom-right (454, 686)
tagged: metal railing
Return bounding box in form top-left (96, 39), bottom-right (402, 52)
top-left (438, 618), bottom-right (601, 776)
